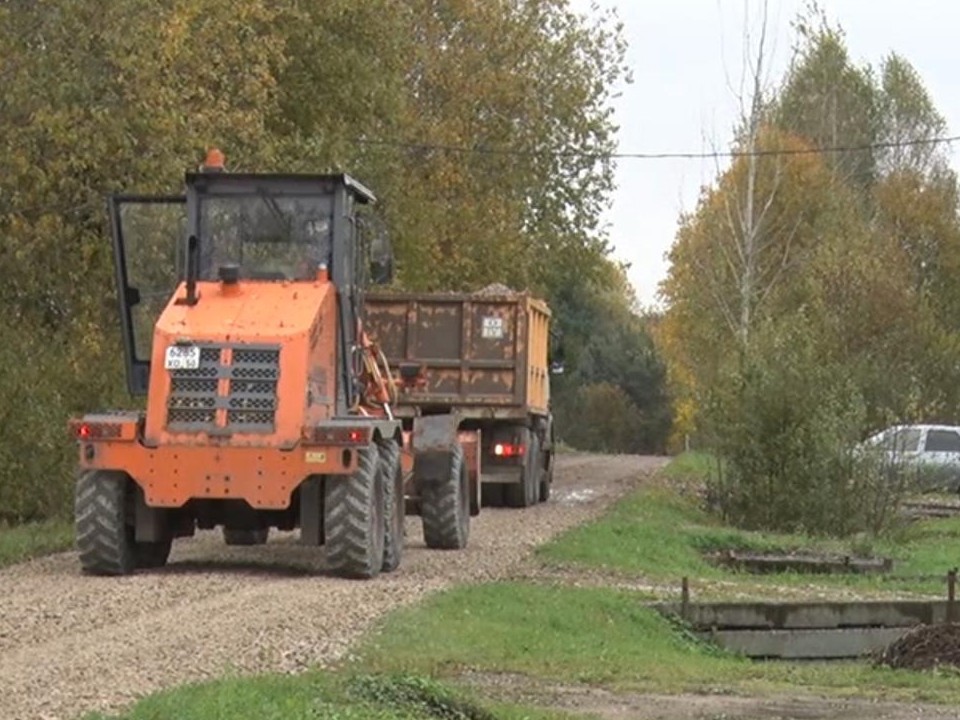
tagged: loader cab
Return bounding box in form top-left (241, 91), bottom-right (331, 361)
top-left (182, 171), bottom-right (380, 286)
top-left (108, 163), bottom-right (391, 403)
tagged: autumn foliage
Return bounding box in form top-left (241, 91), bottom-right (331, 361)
top-left (0, 1), bottom-right (674, 523)
top-left (657, 11), bottom-right (960, 535)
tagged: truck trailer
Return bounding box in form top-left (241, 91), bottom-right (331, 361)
top-left (365, 287), bottom-right (556, 514)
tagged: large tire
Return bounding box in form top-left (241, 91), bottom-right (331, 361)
top-left (421, 444), bottom-right (470, 550)
top-left (324, 444), bottom-right (385, 579)
top-left (539, 462), bottom-right (552, 503)
top-left (504, 429), bottom-right (539, 508)
top-left (75, 470), bottom-right (137, 576)
top-left (223, 528), bottom-right (269, 546)
top-left (539, 424), bottom-right (553, 503)
top-left (378, 437), bottom-right (405, 573)
top-left (481, 482), bottom-right (504, 508)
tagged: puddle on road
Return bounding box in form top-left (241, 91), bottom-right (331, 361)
top-left (555, 489), bottom-right (598, 505)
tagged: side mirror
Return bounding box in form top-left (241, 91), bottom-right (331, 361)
top-left (548, 326), bottom-right (565, 375)
top-left (367, 216), bottom-right (395, 286)
top-left (125, 286), bottom-right (142, 307)
top-left (371, 255), bottom-right (394, 285)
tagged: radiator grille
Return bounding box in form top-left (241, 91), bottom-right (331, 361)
top-left (165, 347), bottom-right (222, 431)
top-left (226, 348), bottom-right (279, 432)
top-left (164, 344), bottom-right (280, 434)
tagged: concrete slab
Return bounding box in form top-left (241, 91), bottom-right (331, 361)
top-left (710, 551), bottom-right (893, 574)
top-left (654, 600), bottom-right (950, 630)
top-left (697, 627), bottom-right (909, 659)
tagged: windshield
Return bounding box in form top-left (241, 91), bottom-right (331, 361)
top-left (197, 191), bottom-right (334, 281)
top-left (870, 426), bottom-right (922, 453)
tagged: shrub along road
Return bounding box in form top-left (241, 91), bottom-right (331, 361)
top-left (0, 453), bottom-right (662, 720)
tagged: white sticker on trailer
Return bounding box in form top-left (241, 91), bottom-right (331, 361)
top-left (481, 316), bottom-right (505, 339)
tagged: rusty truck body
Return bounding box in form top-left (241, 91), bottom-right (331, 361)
top-left (365, 288), bottom-right (555, 510)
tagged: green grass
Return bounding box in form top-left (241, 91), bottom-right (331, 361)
top-left (537, 456), bottom-right (960, 597)
top-left (0, 518), bottom-right (74, 568)
top-left (659, 450), bottom-right (714, 481)
top-left (65, 450), bottom-right (960, 716)
top-left (354, 581), bottom-right (960, 704)
top-left (81, 670), bottom-right (577, 720)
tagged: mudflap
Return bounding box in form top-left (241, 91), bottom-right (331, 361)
top-left (408, 414), bottom-right (481, 517)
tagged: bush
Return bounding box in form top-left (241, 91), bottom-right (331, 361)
top-left (0, 315), bottom-right (127, 523)
top-left (703, 320), bottom-right (906, 537)
top-left (554, 381), bottom-right (650, 455)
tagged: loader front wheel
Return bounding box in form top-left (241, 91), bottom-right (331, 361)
top-left (323, 444), bottom-right (385, 579)
top-left (75, 470), bottom-right (136, 576)
top-left (378, 437), bottom-right (405, 573)
top-left (421, 444), bottom-right (470, 550)
top-left (223, 528), bottom-right (269, 546)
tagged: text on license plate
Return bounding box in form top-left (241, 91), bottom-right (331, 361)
top-left (165, 345), bottom-right (201, 370)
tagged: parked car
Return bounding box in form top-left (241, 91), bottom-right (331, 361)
top-left (860, 424), bottom-right (960, 492)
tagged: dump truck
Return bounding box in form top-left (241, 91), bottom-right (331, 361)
top-left (67, 149), bottom-right (474, 578)
top-left (365, 287), bottom-right (556, 511)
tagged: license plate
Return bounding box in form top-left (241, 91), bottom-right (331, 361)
top-left (164, 344), bottom-right (201, 370)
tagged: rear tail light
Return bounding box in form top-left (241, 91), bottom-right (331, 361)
top-left (301, 425), bottom-right (372, 446)
top-left (69, 420), bottom-right (124, 441)
top-left (493, 442), bottom-right (524, 458)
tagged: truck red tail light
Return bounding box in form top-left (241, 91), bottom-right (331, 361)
top-left (493, 442), bottom-right (524, 458)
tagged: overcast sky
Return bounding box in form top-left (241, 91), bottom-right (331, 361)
top-left (569, 0), bottom-right (960, 309)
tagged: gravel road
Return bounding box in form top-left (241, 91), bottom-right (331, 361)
top-left (0, 453), bottom-right (664, 720)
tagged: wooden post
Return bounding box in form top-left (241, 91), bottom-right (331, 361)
top-left (681, 576), bottom-right (690, 621)
top-left (948, 568), bottom-right (957, 624)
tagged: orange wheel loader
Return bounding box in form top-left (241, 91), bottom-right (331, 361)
top-left (65, 150), bottom-right (476, 579)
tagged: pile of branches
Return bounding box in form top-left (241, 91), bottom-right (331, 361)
top-left (875, 623), bottom-right (960, 670)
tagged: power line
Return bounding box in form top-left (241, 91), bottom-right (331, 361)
top-left (3, 133), bottom-right (956, 220)
top-left (354, 133), bottom-right (960, 161)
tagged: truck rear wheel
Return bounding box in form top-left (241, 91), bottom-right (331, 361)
top-left (421, 444), bottom-right (470, 549)
top-left (323, 444), bottom-right (385, 579)
top-left (481, 483), bottom-right (505, 508)
top-left (539, 425), bottom-right (554, 502)
top-left (378, 437), bottom-right (405, 572)
top-left (505, 429), bottom-right (540, 508)
top-left (76, 470), bottom-right (167, 575)
top-left (539, 463), bottom-right (552, 502)
top-left (223, 528), bottom-right (269, 546)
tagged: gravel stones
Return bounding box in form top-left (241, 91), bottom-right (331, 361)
top-left (0, 454), bottom-right (664, 720)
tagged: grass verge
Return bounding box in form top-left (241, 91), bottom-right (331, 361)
top-left (536, 453), bottom-right (960, 598)
top-left (0, 519), bottom-right (74, 569)
top-left (353, 580), bottom-right (960, 704)
top-left (81, 671), bottom-right (576, 720)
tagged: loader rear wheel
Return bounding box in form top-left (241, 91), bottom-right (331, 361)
top-left (421, 444), bottom-right (470, 550)
top-left (378, 437), bottom-right (405, 573)
top-left (223, 528), bottom-right (269, 546)
top-left (323, 444), bottom-right (385, 579)
top-left (75, 470), bottom-right (137, 576)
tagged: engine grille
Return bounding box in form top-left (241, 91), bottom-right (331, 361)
top-left (166, 347), bottom-right (222, 430)
top-left (226, 348), bottom-right (280, 431)
top-left (165, 344), bottom-right (280, 434)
